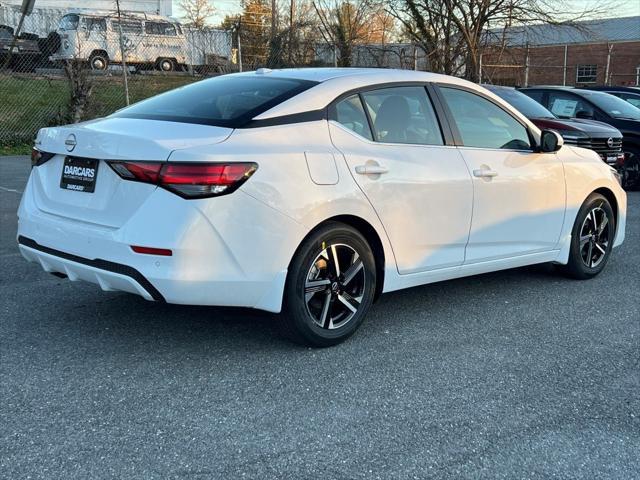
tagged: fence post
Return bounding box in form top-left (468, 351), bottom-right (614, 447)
top-left (237, 29), bottom-right (243, 72)
top-left (524, 43), bottom-right (529, 87)
top-left (333, 45), bottom-right (337, 67)
top-left (479, 53), bottom-right (483, 83)
top-left (115, 0), bottom-right (130, 106)
top-left (563, 44), bottom-right (568, 86)
top-left (605, 44), bottom-right (613, 86)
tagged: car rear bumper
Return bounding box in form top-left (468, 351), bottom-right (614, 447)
top-left (17, 172), bottom-right (306, 312)
top-left (18, 236), bottom-right (162, 301)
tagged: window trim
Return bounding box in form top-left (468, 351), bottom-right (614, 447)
top-left (576, 64), bottom-right (598, 84)
top-left (433, 83), bottom-right (536, 152)
top-left (327, 82), bottom-right (454, 146)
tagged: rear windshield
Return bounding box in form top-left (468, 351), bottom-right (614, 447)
top-left (112, 75), bottom-right (318, 127)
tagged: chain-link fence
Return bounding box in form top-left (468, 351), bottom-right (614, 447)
top-left (0, 6), bottom-right (235, 152)
top-left (0, 5), bottom-right (431, 153)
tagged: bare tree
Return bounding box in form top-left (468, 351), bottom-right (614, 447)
top-left (63, 60), bottom-right (94, 123)
top-left (313, 0), bottom-right (376, 67)
top-left (389, 0), bottom-right (619, 80)
top-left (180, 0), bottom-right (216, 29)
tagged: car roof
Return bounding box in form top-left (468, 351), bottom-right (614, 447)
top-left (235, 67), bottom-right (457, 83)
top-left (248, 68), bottom-right (501, 119)
top-left (581, 86), bottom-right (640, 93)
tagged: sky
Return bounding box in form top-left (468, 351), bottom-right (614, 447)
top-left (171, 0), bottom-right (640, 26)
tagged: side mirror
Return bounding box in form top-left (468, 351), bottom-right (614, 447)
top-left (540, 129), bottom-right (564, 153)
top-left (575, 110), bottom-right (594, 119)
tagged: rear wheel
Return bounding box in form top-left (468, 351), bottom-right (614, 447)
top-left (559, 193), bottom-right (615, 279)
top-left (281, 222), bottom-right (376, 347)
top-left (156, 58), bottom-right (175, 72)
top-left (89, 52), bottom-right (108, 71)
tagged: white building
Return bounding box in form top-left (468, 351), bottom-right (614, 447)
top-left (0, 0), bottom-right (173, 36)
top-left (0, 1), bottom-right (171, 15)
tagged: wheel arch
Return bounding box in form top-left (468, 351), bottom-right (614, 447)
top-left (592, 187), bottom-right (618, 226)
top-left (90, 49), bottom-right (108, 59)
top-left (291, 214), bottom-right (386, 301)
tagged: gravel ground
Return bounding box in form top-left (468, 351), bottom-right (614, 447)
top-left (1, 155), bottom-right (638, 479)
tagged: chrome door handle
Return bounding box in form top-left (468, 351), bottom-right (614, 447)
top-left (473, 168), bottom-right (498, 178)
top-left (355, 164), bottom-right (389, 175)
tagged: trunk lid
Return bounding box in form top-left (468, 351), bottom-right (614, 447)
top-left (31, 118), bottom-right (232, 228)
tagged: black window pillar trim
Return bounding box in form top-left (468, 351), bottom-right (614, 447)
top-left (425, 83), bottom-right (456, 146)
top-left (358, 92), bottom-right (378, 142)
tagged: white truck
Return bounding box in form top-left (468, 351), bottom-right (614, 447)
top-left (48, 10), bottom-right (208, 72)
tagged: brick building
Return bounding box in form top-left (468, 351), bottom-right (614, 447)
top-left (481, 16), bottom-right (640, 87)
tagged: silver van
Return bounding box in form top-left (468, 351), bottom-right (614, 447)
top-left (50, 11), bottom-right (187, 71)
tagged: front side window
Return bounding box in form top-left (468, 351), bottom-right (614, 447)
top-left (59, 14), bottom-right (79, 31)
top-left (334, 95), bottom-right (373, 140)
top-left (619, 93), bottom-right (640, 108)
top-left (581, 90), bottom-right (640, 120)
top-left (361, 86), bottom-right (443, 145)
top-left (547, 92), bottom-right (593, 118)
top-left (113, 76), bottom-right (317, 127)
top-left (440, 87), bottom-right (531, 150)
top-left (83, 17), bottom-right (107, 32)
top-left (576, 64), bottom-right (598, 84)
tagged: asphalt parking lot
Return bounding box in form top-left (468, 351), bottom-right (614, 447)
top-left (1, 155), bottom-right (638, 479)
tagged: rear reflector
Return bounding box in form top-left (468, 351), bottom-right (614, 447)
top-left (131, 246), bottom-right (173, 256)
top-left (108, 161), bottom-right (257, 198)
top-left (31, 148), bottom-right (55, 167)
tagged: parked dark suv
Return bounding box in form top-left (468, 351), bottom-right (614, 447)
top-left (0, 24), bottom-right (41, 71)
top-left (580, 86), bottom-right (640, 109)
top-left (519, 86), bottom-right (640, 189)
top-left (485, 85), bottom-right (624, 164)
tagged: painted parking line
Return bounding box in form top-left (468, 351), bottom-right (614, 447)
top-left (0, 186), bottom-right (23, 194)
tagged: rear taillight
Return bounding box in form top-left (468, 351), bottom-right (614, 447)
top-left (107, 161), bottom-right (258, 199)
top-left (31, 148), bottom-right (55, 167)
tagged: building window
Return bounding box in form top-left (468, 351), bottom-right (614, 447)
top-left (576, 64), bottom-right (597, 84)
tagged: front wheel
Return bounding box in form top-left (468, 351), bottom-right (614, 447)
top-left (281, 222), bottom-right (377, 347)
top-left (559, 193), bottom-right (615, 280)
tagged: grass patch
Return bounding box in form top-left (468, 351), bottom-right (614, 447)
top-left (0, 141), bottom-right (31, 156)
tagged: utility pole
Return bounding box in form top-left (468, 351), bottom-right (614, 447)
top-left (115, 0), bottom-right (130, 106)
top-left (271, 0), bottom-right (277, 41)
top-left (288, 0), bottom-right (295, 64)
top-left (2, 0), bottom-right (35, 70)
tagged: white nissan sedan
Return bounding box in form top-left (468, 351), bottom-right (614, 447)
top-left (18, 68), bottom-right (626, 346)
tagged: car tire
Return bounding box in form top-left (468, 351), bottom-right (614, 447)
top-left (280, 222), bottom-right (377, 347)
top-left (157, 58), bottom-right (175, 72)
top-left (621, 147), bottom-right (640, 191)
top-left (559, 193), bottom-right (615, 280)
top-left (89, 52), bottom-right (108, 71)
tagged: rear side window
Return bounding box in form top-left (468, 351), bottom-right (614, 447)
top-left (361, 86), bottom-right (443, 145)
top-left (113, 76), bottom-right (318, 127)
top-left (440, 87), bottom-right (531, 150)
top-left (334, 95), bottom-right (373, 140)
top-left (145, 22), bottom-right (177, 36)
top-left (112, 20), bottom-right (143, 34)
